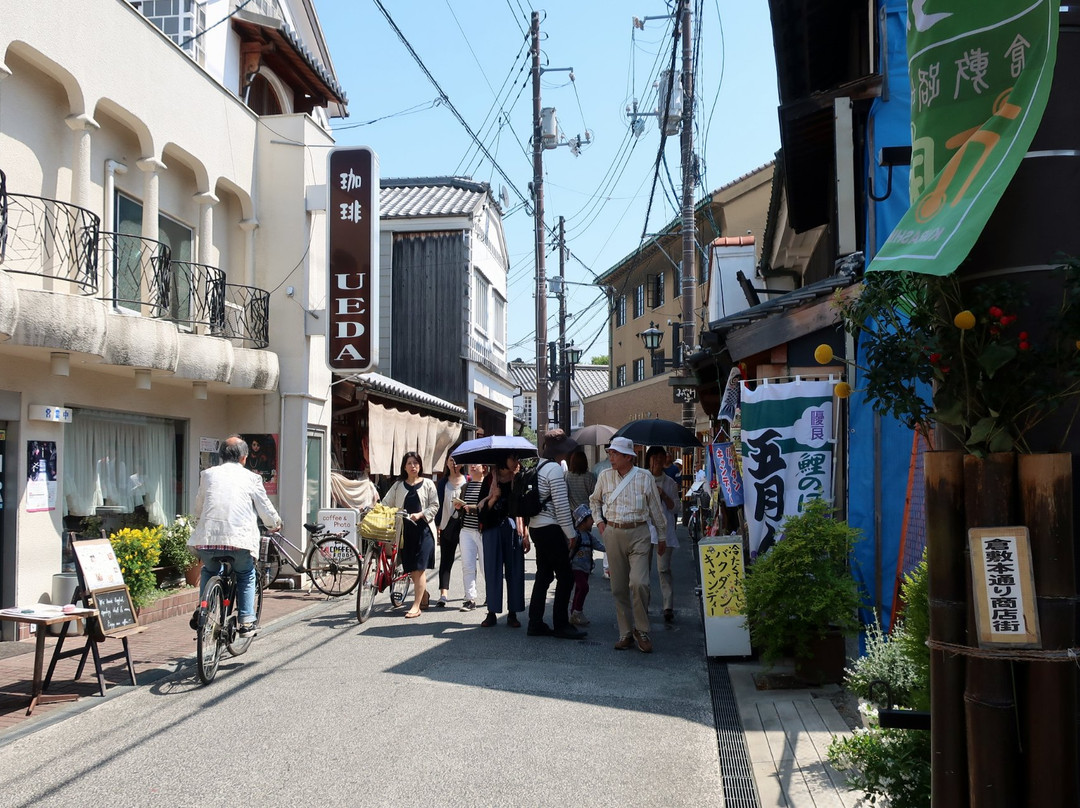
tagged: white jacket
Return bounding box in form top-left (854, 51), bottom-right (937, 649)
top-left (382, 477), bottom-right (440, 545)
top-left (189, 461), bottom-right (280, 556)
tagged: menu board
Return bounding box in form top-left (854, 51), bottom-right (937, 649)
top-left (72, 538), bottom-right (126, 591)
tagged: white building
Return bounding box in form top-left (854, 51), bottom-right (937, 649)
top-left (0, 0), bottom-right (349, 631)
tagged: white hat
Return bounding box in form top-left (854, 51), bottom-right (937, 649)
top-left (674, 458), bottom-right (683, 465)
top-left (607, 436), bottom-right (636, 456)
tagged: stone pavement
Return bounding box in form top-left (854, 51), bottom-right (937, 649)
top-left (0, 540), bottom-right (866, 807)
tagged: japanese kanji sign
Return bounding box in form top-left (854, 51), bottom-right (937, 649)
top-left (969, 526), bottom-right (1040, 647)
top-left (699, 536), bottom-right (752, 656)
top-left (739, 380), bottom-right (834, 558)
top-left (327, 146), bottom-right (380, 372)
top-left (868, 1), bottom-right (1058, 276)
top-left (708, 441), bottom-right (744, 507)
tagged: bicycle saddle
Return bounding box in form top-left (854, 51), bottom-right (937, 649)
top-left (303, 522), bottom-right (326, 534)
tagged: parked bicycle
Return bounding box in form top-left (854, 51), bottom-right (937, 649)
top-left (685, 488), bottom-right (713, 543)
top-left (261, 522), bottom-right (362, 597)
top-left (196, 554), bottom-right (263, 684)
top-left (355, 508), bottom-right (411, 623)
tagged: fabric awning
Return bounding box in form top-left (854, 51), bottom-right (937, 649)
top-left (366, 401), bottom-right (461, 476)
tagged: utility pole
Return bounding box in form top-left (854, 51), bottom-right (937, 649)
top-left (558, 216), bottom-right (571, 433)
top-left (531, 11), bottom-right (549, 436)
top-left (678, 0), bottom-right (696, 430)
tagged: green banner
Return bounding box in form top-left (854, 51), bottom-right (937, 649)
top-left (868, 1), bottom-right (1058, 275)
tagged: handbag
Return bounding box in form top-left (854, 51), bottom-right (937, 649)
top-left (360, 503), bottom-right (401, 545)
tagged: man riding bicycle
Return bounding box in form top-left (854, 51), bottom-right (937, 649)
top-left (188, 435), bottom-right (281, 635)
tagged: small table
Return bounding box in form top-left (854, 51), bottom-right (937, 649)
top-left (0, 608), bottom-right (98, 715)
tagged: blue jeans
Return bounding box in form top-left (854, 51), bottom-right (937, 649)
top-left (196, 548), bottom-right (257, 623)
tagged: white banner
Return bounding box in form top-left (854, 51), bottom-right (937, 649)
top-left (740, 380), bottom-right (834, 558)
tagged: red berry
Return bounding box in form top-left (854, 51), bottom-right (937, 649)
top-left (1019, 341), bottom-right (1030, 351)
top-left (989, 306), bottom-right (1003, 318)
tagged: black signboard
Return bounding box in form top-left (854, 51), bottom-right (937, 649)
top-left (90, 586), bottom-right (137, 635)
top-left (673, 386), bottom-right (698, 404)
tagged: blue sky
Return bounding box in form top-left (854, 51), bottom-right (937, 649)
top-left (317, 0), bottom-right (780, 362)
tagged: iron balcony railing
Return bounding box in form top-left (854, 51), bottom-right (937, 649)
top-left (212, 282), bottom-right (270, 348)
top-left (0, 190), bottom-right (99, 293)
top-left (98, 230), bottom-right (172, 316)
top-left (167, 260), bottom-right (228, 330)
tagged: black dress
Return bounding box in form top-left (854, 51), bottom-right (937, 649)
top-left (401, 481), bottom-right (436, 573)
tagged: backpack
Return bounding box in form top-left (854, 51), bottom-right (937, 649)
top-left (509, 459), bottom-right (553, 519)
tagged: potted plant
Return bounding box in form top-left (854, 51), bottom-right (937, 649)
top-left (159, 515), bottom-right (199, 587)
top-left (742, 498), bottom-right (863, 682)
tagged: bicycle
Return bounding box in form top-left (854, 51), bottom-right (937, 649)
top-left (196, 554), bottom-right (263, 684)
top-left (355, 509), bottom-right (411, 623)
top-left (685, 489), bottom-right (712, 543)
top-left (260, 522), bottom-right (362, 597)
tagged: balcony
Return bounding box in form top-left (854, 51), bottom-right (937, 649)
top-left (1, 181), bottom-right (271, 350)
top-left (468, 332), bottom-right (508, 378)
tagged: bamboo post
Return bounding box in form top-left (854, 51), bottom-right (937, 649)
top-left (1018, 453), bottom-right (1077, 806)
top-left (925, 450), bottom-right (969, 807)
top-left (963, 453), bottom-right (1020, 807)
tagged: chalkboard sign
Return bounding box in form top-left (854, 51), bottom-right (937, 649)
top-left (90, 586), bottom-right (137, 636)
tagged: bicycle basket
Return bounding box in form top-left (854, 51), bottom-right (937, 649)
top-left (360, 504), bottom-right (401, 545)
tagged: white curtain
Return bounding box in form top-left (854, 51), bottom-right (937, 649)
top-left (64, 409), bottom-right (176, 526)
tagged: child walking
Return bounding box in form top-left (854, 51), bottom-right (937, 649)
top-left (569, 504), bottom-right (605, 627)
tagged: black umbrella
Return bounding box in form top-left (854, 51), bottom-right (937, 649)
top-left (614, 418), bottom-right (702, 448)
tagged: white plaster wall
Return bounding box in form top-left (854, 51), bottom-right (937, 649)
top-left (0, 49), bottom-right (69, 201)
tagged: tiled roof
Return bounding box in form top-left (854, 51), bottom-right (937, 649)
top-left (380, 177), bottom-right (494, 219)
top-left (508, 360), bottom-right (610, 400)
top-left (345, 371), bottom-right (466, 419)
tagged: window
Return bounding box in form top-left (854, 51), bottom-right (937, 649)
top-left (616, 365), bottom-right (627, 388)
top-left (633, 357), bottom-right (645, 382)
top-left (306, 430), bottom-right (324, 526)
top-left (493, 293), bottom-right (506, 345)
top-left (650, 272), bottom-right (664, 308)
top-left (115, 193), bottom-right (193, 316)
top-left (633, 284), bottom-right (645, 319)
top-left (473, 270), bottom-right (490, 333)
top-left (131, 0), bottom-right (207, 64)
top-left (615, 295), bottom-right (626, 328)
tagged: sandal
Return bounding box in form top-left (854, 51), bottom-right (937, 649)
top-left (404, 610), bottom-right (422, 619)
top-left (420, 590), bottom-right (430, 610)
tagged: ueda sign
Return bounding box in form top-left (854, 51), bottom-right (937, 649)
top-left (327, 146), bottom-right (380, 373)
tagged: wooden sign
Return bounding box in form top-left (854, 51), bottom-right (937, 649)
top-left (89, 586), bottom-right (137, 636)
top-left (968, 526), bottom-right (1040, 648)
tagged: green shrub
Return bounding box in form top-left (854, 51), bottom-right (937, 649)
top-left (896, 558), bottom-right (931, 710)
top-left (844, 615), bottom-right (924, 709)
top-left (742, 498), bottom-right (864, 666)
top-left (827, 706), bottom-right (931, 808)
top-left (158, 515), bottom-right (197, 572)
top-left (109, 526), bottom-right (162, 610)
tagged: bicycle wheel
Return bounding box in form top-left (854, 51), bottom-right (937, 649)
top-left (197, 577), bottom-right (225, 684)
top-left (227, 568), bottom-right (263, 657)
top-left (307, 537), bottom-right (362, 596)
top-left (355, 545), bottom-right (379, 623)
top-left (388, 565), bottom-right (412, 609)
top-left (262, 541), bottom-right (282, 590)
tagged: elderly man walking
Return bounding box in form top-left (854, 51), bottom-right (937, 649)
top-left (589, 437), bottom-right (668, 653)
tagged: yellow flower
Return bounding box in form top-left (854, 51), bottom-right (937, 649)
top-left (814, 344), bottom-right (834, 364)
top-left (835, 382), bottom-right (852, 399)
top-left (953, 310), bottom-right (975, 330)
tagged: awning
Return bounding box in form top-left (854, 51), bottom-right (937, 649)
top-left (345, 372), bottom-right (465, 475)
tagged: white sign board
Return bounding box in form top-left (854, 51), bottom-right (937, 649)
top-left (699, 535), bottom-right (752, 657)
top-left (317, 508), bottom-right (358, 544)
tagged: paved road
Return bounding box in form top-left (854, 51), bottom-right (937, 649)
top-left (0, 549), bottom-right (723, 807)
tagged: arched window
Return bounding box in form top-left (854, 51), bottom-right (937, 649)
top-left (246, 73), bottom-right (283, 116)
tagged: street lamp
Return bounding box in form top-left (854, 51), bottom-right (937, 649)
top-left (639, 320), bottom-right (683, 375)
top-left (548, 340), bottom-right (583, 431)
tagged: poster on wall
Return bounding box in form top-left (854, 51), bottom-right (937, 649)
top-left (739, 380), bottom-right (834, 559)
top-left (199, 437), bottom-right (221, 472)
top-left (241, 434), bottom-right (278, 495)
top-left (26, 440), bottom-right (57, 513)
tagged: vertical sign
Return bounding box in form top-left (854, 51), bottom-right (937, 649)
top-left (327, 146), bottom-right (379, 372)
top-left (739, 380), bottom-right (834, 558)
top-left (969, 526), bottom-right (1040, 647)
top-left (699, 535), bottom-right (752, 656)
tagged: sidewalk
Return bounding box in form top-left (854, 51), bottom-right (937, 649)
top-left (0, 541), bottom-right (866, 807)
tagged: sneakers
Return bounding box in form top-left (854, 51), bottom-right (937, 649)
top-left (459, 600), bottom-right (476, 611)
top-left (480, 612), bottom-right (497, 627)
top-left (569, 611), bottom-right (590, 626)
top-left (663, 608), bottom-right (675, 623)
top-left (506, 613), bottom-right (521, 628)
top-left (526, 621), bottom-right (554, 637)
top-left (614, 634), bottom-right (635, 650)
top-left (553, 625), bottom-right (587, 640)
top-left (239, 621), bottom-right (258, 637)
top-left (633, 630), bottom-right (653, 653)
top-left (189, 609), bottom-right (200, 631)
top-left (436, 596), bottom-right (448, 608)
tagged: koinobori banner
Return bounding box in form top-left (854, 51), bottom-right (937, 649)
top-left (868, 0), bottom-right (1058, 276)
top-left (740, 381), bottom-right (834, 558)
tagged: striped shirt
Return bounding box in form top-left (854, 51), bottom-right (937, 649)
top-left (460, 478), bottom-right (484, 532)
